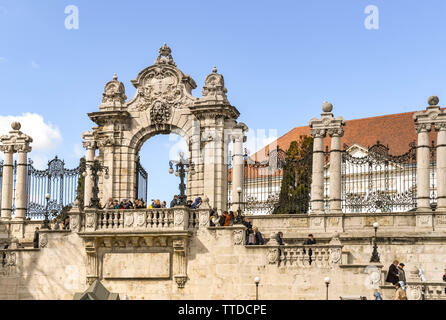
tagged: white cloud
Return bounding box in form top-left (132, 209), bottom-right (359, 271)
top-left (0, 113), bottom-right (63, 168)
top-left (73, 143), bottom-right (84, 158)
top-left (31, 61), bottom-right (40, 69)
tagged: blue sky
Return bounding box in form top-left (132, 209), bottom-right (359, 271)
top-left (1, 0), bottom-right (446, 203)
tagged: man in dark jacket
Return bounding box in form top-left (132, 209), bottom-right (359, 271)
top-left (303, 234), bottom-right (316, 264)
top-left (398, 263), bottom-right (406, 290)
top-left (33, 227), bottom-right (39, 248)
top-left (242, 217), bottom-right (253, 245)
top-left (170, 195), bottom-right (179, 208)
top-left (219, 211), bottom-right (228, 226)
top-left (253, 227), bottom-right (264, 245)
top-left (275, 232), bottom-right (284, 245)
top-left (386, 260), bottom-right (400, 285)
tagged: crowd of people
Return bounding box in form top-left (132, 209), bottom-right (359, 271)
top-left (102, 196), bottom-right (203, 210)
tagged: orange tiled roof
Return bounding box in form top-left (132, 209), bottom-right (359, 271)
top-left (253, 110), bottom-right (440, 160)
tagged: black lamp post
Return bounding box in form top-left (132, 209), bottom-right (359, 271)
top-left (370, 221), bottom-right (380, 263)
top-left (83, 158), bottom-right (109, 209)
top-left (42, 193), bottom-right (51, 229)
top-left (169, 152), bottom-right (195, 206)
top-left (324, 277), bottom-right (330, 300)
top-left (254, 277), bottom-right (260, 300)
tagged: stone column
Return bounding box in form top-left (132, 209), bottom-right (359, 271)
top-left (310, 130), bottom-right (326, 214)
top-left (413, 96), bottom-right (446, 212)
top-left (436, 124), bottom-right (446, 210)
top-left (14, 147), bottom-right (31, 220)
top-left (82, 134), bottom-right (96, 208)
top-left (231, 128), bottom-right (246, 211)
top-left (329, 129), bottom-right (343, 213)
top-left (309, 101), bottom-right (345, 214)
top-left (0, 146), bottom-right (14, 220)
top-left (415, 125), bottom-right (432, 211)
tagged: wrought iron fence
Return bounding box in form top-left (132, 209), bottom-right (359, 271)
top-left (136, 157), bottom-right (148, 204)
top-left (430, 140), bottom-right (437, 207)
top-left (341, 141), bottom-right (418, 213)
top-left (27, 157), bottom-right (80, 219)
top-left (228, 147), bottom-right (312, 215)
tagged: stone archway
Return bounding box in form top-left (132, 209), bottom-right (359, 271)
top-left (82, 44), bottom-right (247, 211)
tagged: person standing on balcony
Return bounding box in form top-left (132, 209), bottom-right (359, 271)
top-left (393, 282), bottom-right (407, 300)
top-left (242, 217), bottom-right (253, 245)
top-left (303, 234), bottom-right (316, 264)
top-left (33, 227), bottom-right (39, 248)
top-left (219, 211), bottom-right (228, 226)
top-left (276, 232), bottom-right (284, 245)
top-left (253, 227), bottom-right (265, 245)
top-left (170, 195), bottom-right (178, 208)
top-left (443, 269), bottom-right (446, 294)
top-left (398, 263), bottom-right (406, 291)
top-left (386, 260), bottom-right (400, 285)
top-left (104, 198), bottom-right (114, 209)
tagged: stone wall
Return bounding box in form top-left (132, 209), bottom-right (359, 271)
top-left (2, 213), bottom-right (446, 300)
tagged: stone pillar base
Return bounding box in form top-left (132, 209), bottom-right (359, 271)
top-left (9, 221), bottom-right (25, 239)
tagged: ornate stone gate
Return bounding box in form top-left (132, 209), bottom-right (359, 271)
top-left (83, 44), bottom-right (247, 211)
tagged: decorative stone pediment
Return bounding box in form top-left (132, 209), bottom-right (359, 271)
top-left (0, 122), bottom-right (33, 153)
top-left (128, 44), bottom-right (197, 118)
top-left (201, 67), bottom-right (229, 104)
top-left (100, 74), bottom-right (127, 111)
top-left (309, 101), bottom-right (345, 138)
top-left (413, 96), bottom-right (446, 131)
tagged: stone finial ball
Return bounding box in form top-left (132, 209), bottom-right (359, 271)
top-left (322, 101), bottom-right (333, 112)
top-left (11, 122), bottom-right (21, 130)
top-left (428, 96), bottom-right (439, 106)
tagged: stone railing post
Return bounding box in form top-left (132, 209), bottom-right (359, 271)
top-left (173, 207), bottom-right (190, 231)
top-left (0, 122), bottom-right (33, 223)
top-left (82, 132), bottom-right (96, 208)
top-left (309, 102), bottom-right (345, 214)
top-left (413, 96), bottom-right (446, 212)
top-left (231, 124), bottom-right (248, 212)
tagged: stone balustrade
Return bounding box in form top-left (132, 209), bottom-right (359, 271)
top-left (381, 282), bottom-right (446, 300)
top-left (245, 242), bottom-right (343, 268)
top-left (70, 206), bottom-right (211, 233)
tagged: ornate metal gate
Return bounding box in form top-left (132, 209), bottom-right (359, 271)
top-left (26, 157), bottom-right (80, 219)
top-left (341, 141), bottom-right (417, 213)
top-left (135, 157), bottom-right (148, 204)
top-left (240, 148), bottom-right (287, 215)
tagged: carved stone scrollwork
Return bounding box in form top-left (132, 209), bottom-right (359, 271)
top-left (39, 234), bottom-right (48, 248)
top-left (415, 123), bottom-right (432, 133)
top-left (407, 285), bottom-right (423, 300)
top-left (150, 100), bottom-right (172, 124)
top-left (198, 211), bottom-right (210, 228)
top-left (329, 247), bottom-right (342, 265)
top-left (174, 211), bottom-right (184, 227)
top-left (201, 67), bottom-right (229, 103)
top-left (174, 275), bottom-right (187, 289)
top-left (310, 128), bottom-right (326, 139)
top-left (173, 238), bottom-right (187, 289)
top-left (267, 248), bottom-right (280, 264)
top-left (233, 229), bottom-right (244, 245)
top-left (327, 127), bottom-right (344, 138)
top-left (100, 74), bottom-right (127, 109)
top-left (85, 211), bottom-right (96, 230)
top-left (84, 238), bottom-right (99, 285)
